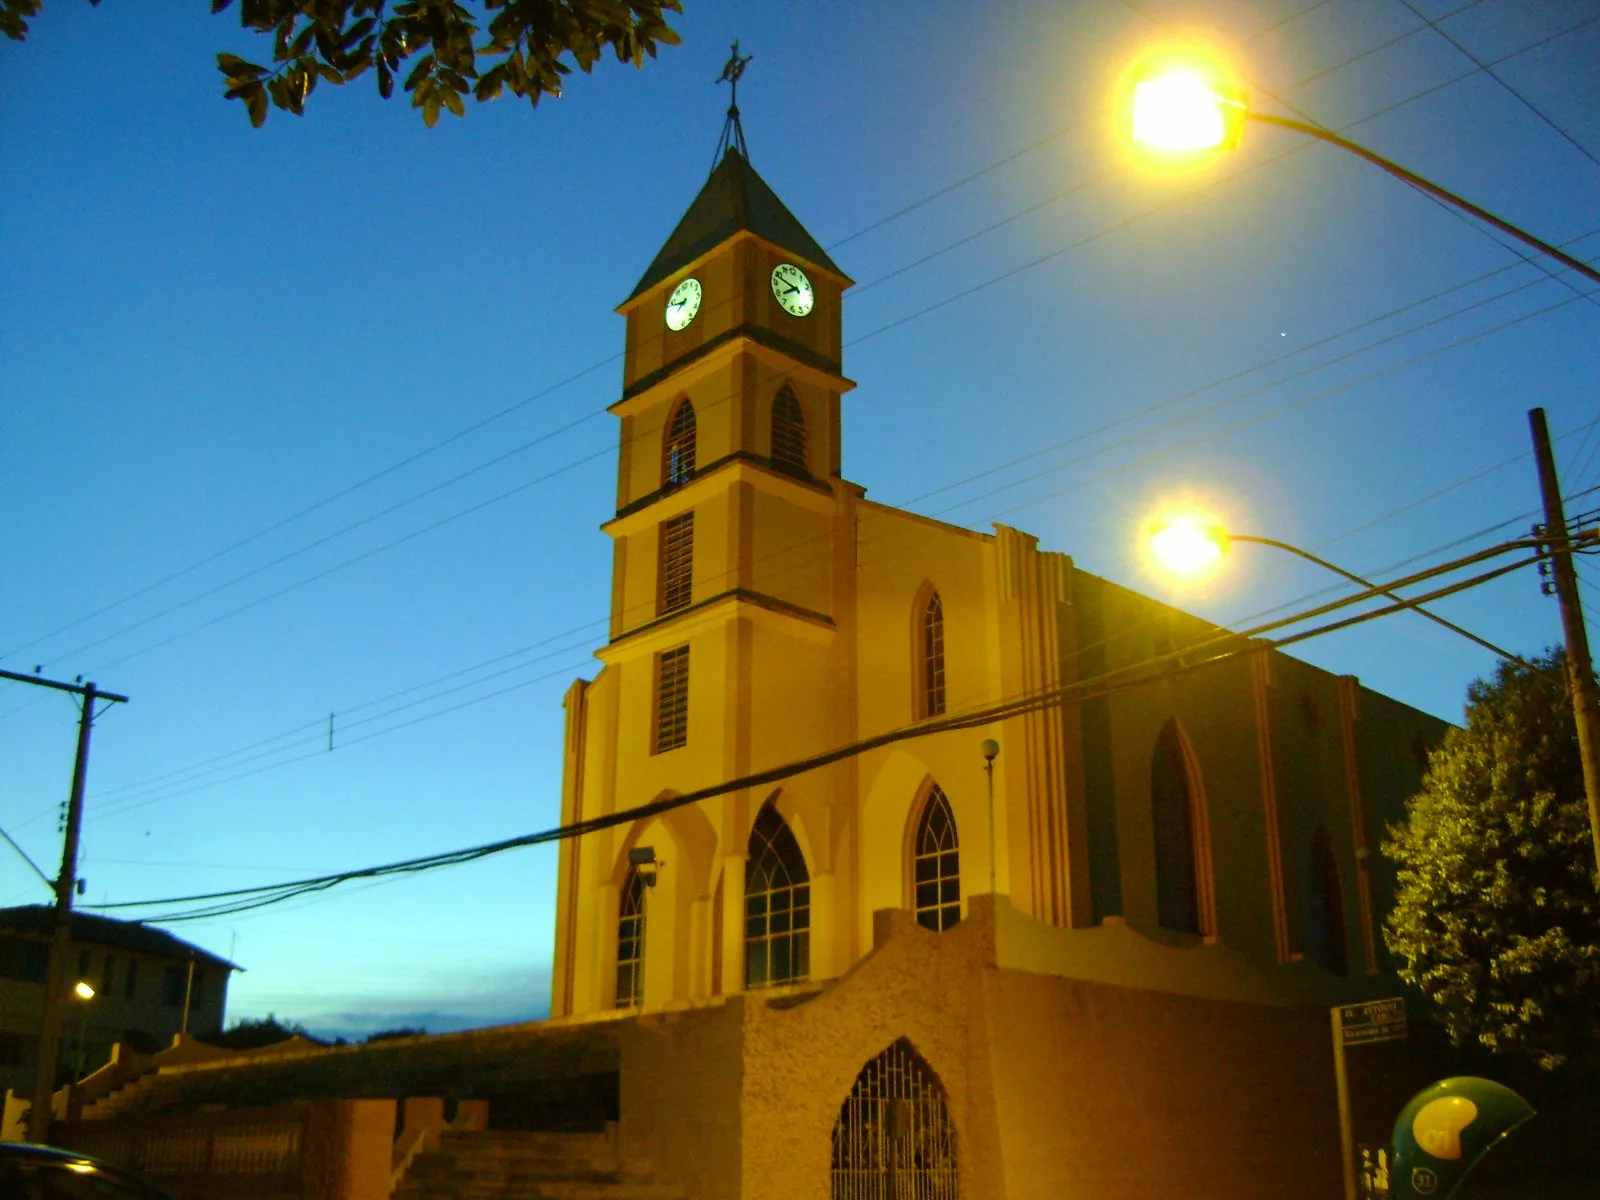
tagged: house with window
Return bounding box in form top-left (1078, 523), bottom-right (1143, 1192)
top-left (0, 906), bottom-right (237, 1095)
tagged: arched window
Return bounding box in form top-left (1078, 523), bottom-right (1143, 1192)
top-left (912, 786), bottom-right (960, 931)
top-left (664, 399), bottom-right (697, 488)
top-left (771, 386), bottom-right (807, 475)
top-left (832, 1039), bottom-right (958, 1199)
top-left (745, 798), bottom-right (810, 988)
top-left (1307, 826), bottom-right (1349, 976)
top-left (920, 591), bottom-right (946, 718)
top-left (615, 867), bottom-right (647, 1008)
top-left (1151, 719), bottom-right (1203, 934)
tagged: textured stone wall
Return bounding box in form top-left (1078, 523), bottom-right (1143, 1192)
top-left (616, 1003), bottom-right (746, 1200)
top-left (726, 896), bottom-right (1346, 1200)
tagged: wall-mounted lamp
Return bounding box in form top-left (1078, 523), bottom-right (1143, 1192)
top-left (628, 845), bottom-right (663, 887)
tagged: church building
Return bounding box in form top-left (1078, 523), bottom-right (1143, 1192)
top-left (543, 131), bottom-right (1451, 1198)
top-left (29, 117), bottom-right (1458, 1200)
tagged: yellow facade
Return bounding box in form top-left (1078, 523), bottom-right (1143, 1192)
top-left (550, 148), bottom-right (1448, 1022)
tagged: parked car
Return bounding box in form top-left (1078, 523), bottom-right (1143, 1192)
top-left (0, 1142), bottom-right (183, 1198)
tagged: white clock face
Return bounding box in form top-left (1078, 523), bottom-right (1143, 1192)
top-left (665, 277), bottom-right (703, 331)
top-left (770, 262), bottom-right (814, 317)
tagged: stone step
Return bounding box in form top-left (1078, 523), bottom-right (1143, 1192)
top-left (393, 1132), bottom-right (681, 1200)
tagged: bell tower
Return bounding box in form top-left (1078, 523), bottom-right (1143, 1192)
top-left (550, 82), bottom-right (859, 1014)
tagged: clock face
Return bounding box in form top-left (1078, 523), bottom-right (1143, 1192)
top-left (770, 262), bottom-right (815, 317)
top-left (665, 277), bottom-right (703, 331)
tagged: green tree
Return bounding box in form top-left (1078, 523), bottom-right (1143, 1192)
top-left (1383, 651), bottom-right (1600, 1070)
top-left (1, 1), bottom-right (681, 127)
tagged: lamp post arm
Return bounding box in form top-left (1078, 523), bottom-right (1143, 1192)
top-left (1229, 534), bottom-right (1552, 678)
top-left (1245, 113), bottom-right (1600, 289)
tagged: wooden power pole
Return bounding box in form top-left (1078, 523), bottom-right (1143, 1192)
top-left (0, 669), bottom-right (128, 1146)
top-left (1528, 408), bottom-right (1600, 870)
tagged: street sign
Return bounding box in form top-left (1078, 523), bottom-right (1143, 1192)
top-left (1338, 997), bottom-right (1407, 1046)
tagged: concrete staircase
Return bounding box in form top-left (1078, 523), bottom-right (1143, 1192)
top-left (80, 1024), bottom-right (621, 1131)
top-left (393, 1130), bottom-right (684, 1200)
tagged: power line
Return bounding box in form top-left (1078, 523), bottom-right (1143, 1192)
top-left (71, 278), bottom-right (1594, 826)
top-left (14, 1), bottom-right (1573, 684)
top-left (89, 532), bottom-right (1546, 925)
top-left (56, 258), bottom-right (1600, 824)
top-left (1393, 0), bottom-right (1600, 172)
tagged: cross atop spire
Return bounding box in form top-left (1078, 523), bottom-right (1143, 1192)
top-left (712, 40), bottom-right (753, 170)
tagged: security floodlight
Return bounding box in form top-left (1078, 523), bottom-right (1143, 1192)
top-left (629, 845), bottom-right (663, 887)
top-left (73, 981), bottom-right (95, 1001)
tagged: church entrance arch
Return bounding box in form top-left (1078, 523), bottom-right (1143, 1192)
top-left (831, 1039), bottom-right (958, 1200)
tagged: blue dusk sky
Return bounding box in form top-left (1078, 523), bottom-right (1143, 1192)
top-left (2, 1), bottom-right (1597, 1039)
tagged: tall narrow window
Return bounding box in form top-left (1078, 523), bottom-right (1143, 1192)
top-left (921, 591), bottom-right (946, 718)
top-left (745, 799), bottom-right (810, 988)
top-left (654, 646), bottom-right (690, 753)
top-left (1307, 826), bottom-right (1349, 976)
top-left (124, 958), bottom-right (139, 1000)
top-left (1151, 720), bottom-right (1201, 934)
top-left (658, 512), bottom-right (695, 615)
top-left (616, 867), bottom-right (647, 1008)
top-left (664, 399), bottom-right (697, 488)
top-left (912, 786), bottom-right (961, 931)
top-left (771, 386), bottom-right (807, 475)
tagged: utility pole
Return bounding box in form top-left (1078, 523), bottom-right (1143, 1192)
top-left (0, 668), bottom-right (128, 1146)
top-left (1528, 408), bottom-right (1600, 870)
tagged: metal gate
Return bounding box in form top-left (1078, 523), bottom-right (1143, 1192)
top-left (831, 1039), bottom-right (958, 1200)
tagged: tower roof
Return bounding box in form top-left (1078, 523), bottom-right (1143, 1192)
top-left (626, 148), bottom-right (846, 302)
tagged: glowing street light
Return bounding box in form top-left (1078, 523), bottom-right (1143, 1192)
top-left (1147, 514), bottom-right (1229, 579)
top-left (1122, 48), bottom-right (1600, 287)
top-left (72, 980), bottom-right (96, 1084)
top-left (1144, 512), bottom-right (1536, 671)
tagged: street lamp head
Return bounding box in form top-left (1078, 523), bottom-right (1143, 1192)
top-left (1124, 48), bottom-right (1246, 157)
top-left (1148, 514), bottom-right (1231, 580)
top-left (73, 981), bottom-right (95, 1001)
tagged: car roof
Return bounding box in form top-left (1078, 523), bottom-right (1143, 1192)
top-left (0, 1142), bottom-right (102, 1164)
top-left (0, 1141), bottom-right (182, 1196)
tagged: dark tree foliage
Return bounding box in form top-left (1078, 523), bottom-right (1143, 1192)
top-left (1, 0), bottom-right (682, 127)
top-left (364, 1026), bottom-right (427, 1042)
top-left (210, 1013), bottom-right (324, 1049)
top-left (1383, 651), bottom-right (1600, 1070)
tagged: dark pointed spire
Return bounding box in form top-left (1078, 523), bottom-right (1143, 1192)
top-left (626, 148), bottom-right (847, 302)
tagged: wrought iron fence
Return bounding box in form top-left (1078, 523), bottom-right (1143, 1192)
top-left (831, 1039), bottom-right (958, 1200)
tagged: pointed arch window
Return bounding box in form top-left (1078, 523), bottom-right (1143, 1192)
top-left (664, 400), bottom-right (697, 488)
top-left (920, 590), bottom-right (946, 718)
top-left (1307, 826), bottom-right (1349, 976)
top-left (1151, 719), bottom-right (1208, 935)
top-left (615, 867), bottom-right (647, 1008)
top-left (912, 786), bottom-right (960, 932)
top-left (771, 386), bottom-right (807, 475)
top-left (745, 799), bottom-right (810, 988)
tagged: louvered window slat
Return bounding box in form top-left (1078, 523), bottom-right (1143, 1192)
top-left (654, 646), bottom-right (689, 753)
top-left (771, 387), bottom-right (807, 475)
top-left (664, 400), bottom-right (697, 487)
top-left (658, 512), bottom-right (694, 615)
